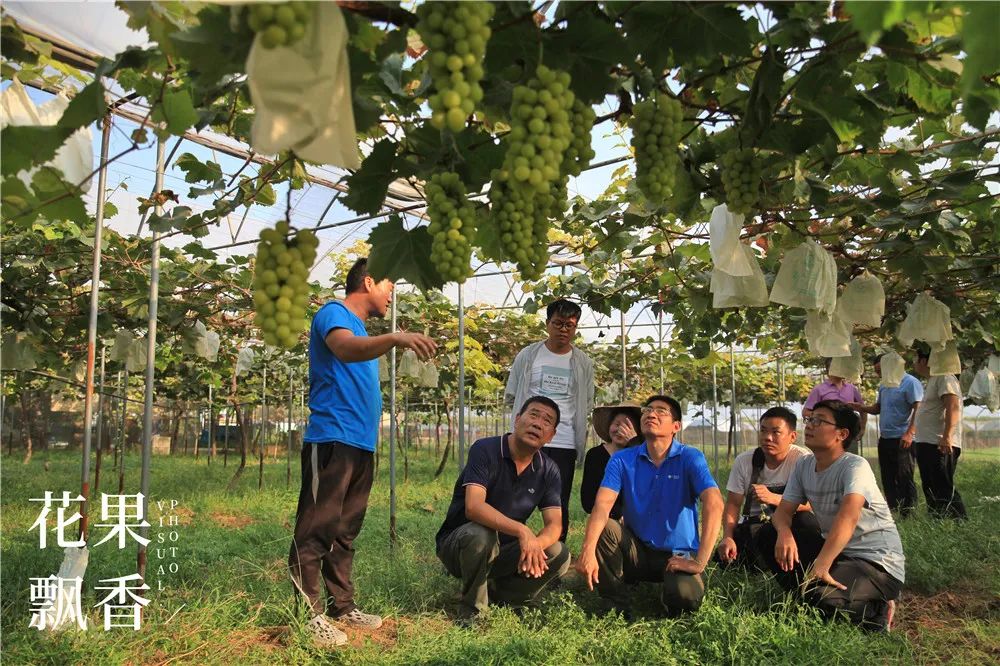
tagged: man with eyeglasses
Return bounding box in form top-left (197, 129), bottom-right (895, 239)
top-left (575, 396), bottom-right (724, 618)
top-left (505, 299), bottom-right (595, 542)
top-left (757, 400), bottom-right (905, 632)
top-left (436, 396), bottom-right (570, 625)
top-left (716, 406), bottom-right (816, 571)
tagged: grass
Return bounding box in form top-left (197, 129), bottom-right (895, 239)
top-left (2, 444), bottom-right (998, 665)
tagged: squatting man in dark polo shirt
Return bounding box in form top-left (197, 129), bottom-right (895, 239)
top-left (436, 396), bottom-right (570, 624)
top-left (575, 395), bottom-right (724, 617)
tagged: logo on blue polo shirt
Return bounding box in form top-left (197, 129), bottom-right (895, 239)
top-left (528, 488), bottom-right (535, 494)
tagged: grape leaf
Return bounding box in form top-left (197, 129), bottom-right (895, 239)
top-left (0, 125), bottom-right (73, 177)
top-left (367, 215), bottom-right (444, 291)
top-left (57, 80), bottom-right (106, 130)
top-left (546, 9), bottom-right (629, 103)
top-left (343, 140), bottom-right (400, 215)
top-left (156, 89), bottom-right (199, 136)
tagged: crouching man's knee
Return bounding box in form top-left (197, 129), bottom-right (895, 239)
top-left (544, 541), bottom-right (571, 579)
top-left (661, 571), bottom-right (706, 615)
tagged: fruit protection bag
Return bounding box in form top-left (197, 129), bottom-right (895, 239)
top-left (769, 241), bottom-right (837, 313)
top-left (398, 349), bottom-right (421, 378)
top-left (878, 350), bottom-right (906, 388)
top-left (928, 340), bottom-right (961, 377)
top-left (836, 271), bottom-right (885, 328)
top-left (418, 363), bottom-right (439, 389)
top-left (246, 2), bottom-right (360, 169)
top-left (710, 244), bottom-right (769, 308)
top-left (804, 309), bottom-right (851, 358)
top-left (897, 293), bottom-right (952, 348)
top-left (829, 334), bottom-right (863, 383)
top-left (709, 204), bottom-right (753, 276)
top-left (968, 367), bottom-right (999, 411)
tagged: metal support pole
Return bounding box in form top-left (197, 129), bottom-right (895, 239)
top-left (208, 384), bottom-right (214, 464)
top-left (94, 346), bottom-right (107, 495)
top-left (712, 363), bottom-right (719, 472)
top-left (287, 368), bottom-right (293, 488)
top-left (138, 138), bottom-right (165, 578)
top-left (730, 345), bottom-right (738, 454)
top-left (658, 309), bottom-right (664, 394)
top-left (620, 308), bottom-right (627, 401)
top-left (458, 283), bottom-right (467, 470)
top-left (259, 366), bottom-right (266, 489)
top-left (389, 296), bottom-right (398, 546)
top-left (118, 369), bottom-right (128, 493)
top-left (78, 116), bottom-right (112, 542)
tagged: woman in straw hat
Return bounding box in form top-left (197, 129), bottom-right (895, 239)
top-left (580, 403), bottom-right (643, 520)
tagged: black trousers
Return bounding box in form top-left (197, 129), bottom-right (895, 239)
top-left (877, 437), bottom-right (917, 516)
top-left (914, 442), bottom-right (967, 520)
top-left (716, 512), bottom-right (821, 571)
top-left (288, 442), bottom-right (374, 617)
top-left (542, 447), bottom-right (577, 542)
top-left (757, 521), bottom-right (903, 631)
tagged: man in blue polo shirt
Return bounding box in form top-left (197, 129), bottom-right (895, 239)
top-left (437, 396), bottom-right (570, 623)
top-left (850, 353), bottom-right (923, 517)
top-left (289, 258), bottom-right (436, 648)
top-left (575, 395), bottom-right (723, 617)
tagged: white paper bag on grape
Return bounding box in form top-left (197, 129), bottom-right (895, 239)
top-left (419, 363), bottom-right (439, 389)
top-left (125, 337), bottom-right (148, 374)
top-left (989, 355), bottom-right (1000, 375)
top-left (968, 367), bottom-right (999, 411)
top-left (398, 349), bottom-right (421, 379)
top-left (769, 240), bottom-right (837, 313)
top-left (878, 350), bottom-right (906, 388)
top-left (896, 293), bottom-right (952, 347)
top-left (709, 204), bottom-right (753, 276)
top-left (378, 356), bottom-right (389, 383)
top-left (710, 245), bottom-right (768, 308)
top-left (246, 2), bottom-right (360, 169)
top-left (804, 309), bottom-right (851, 358)
top-left (835, 271), bottom-right (884, 328)
top-left (829, 335), bottom-right (863, 383)
top-left (929, 340), bottom-right (961, 376)
top-left (0, 78), bottom-right (94, 189)
top-left (0, 331), bottom-right (38, 370)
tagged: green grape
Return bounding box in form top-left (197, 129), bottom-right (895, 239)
top-left (246, 2), bottom-right (310, 49)
top-left (719, 148), bottom-right (761, 216)
top-left (416, 1), bottom-right (494, 132)
top-left (564, 99), bottom-right (596, 178)
top-left (251, 222), bottom-right (316, 349)
top-left (630, 91), bottom-right (684, 204)
top-left (425, 172), bottom-right (476, 283)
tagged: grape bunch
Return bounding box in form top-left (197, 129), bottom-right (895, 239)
top-left (252, 222), bottom-right (318, 348)
top-left (630, 92), bottom-right (684, 203)
top-left (246, 2), bottom-right (311, 49)
top-left (503, 65), bottom-right (575, 195)
top-left (488, 171), bottom-right (555, 280)
top-left (719, 148), bottom-right (761, 215)
top-left (564, 99), bottom-right (597, 177)
top-left (417, 1), bottom-right (494, 133)
top-left (426, 172), bottom-right (477, 283)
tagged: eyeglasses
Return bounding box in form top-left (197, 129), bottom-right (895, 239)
top-left (524, 409), bottom-right (556, 427)
top-left (803, 416), bottom-right (837, 428)
top-left (641, 406), bottom-right (673, 417)
top-left (548, 319), bottom-right (578, 331)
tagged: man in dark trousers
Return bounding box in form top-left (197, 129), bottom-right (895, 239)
top-left (289, 258), bottom-right (436, 648)
top-left (436, 396), bottom-right (570, 624)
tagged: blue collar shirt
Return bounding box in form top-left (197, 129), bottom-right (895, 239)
top-left (600, 440), bottom-right (718, 553)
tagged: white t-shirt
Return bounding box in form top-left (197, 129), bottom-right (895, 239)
top-left (725, 445), bottom-right (809, 518)
top-left (914, 375), bottom-right (963, 448)
top-left (528, 345), bottom-right (575, 450)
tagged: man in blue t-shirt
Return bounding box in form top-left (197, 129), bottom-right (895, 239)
top-left (436, 396), bottom-right (569, 624)
top-left (289, 258), bottom-right (436, 648)
top-left (850, 353), bottom-right (923, 516)
top-left (575, 395), bottom-right (724, 617)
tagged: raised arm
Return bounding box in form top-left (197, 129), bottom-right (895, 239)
top-left (325, 328), bottom-right (435, 363)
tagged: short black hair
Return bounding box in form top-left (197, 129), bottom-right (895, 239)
top-left (812, 399), bottom-right (860, 447)
top-left (518, 395), bottom-right (561, 426)
top-left (643, 395), bottom-right (682, 422)
top-left (916, 348), bottom-right (931, 363)
top-left (345, 258), bottom-right (369, 294)
top-left (824, 357), bottom-right (833, 373)
top-left (870, 353), bottom-right (884, 366)
top-left (546, 299), bottom-right (582, 322)
top-left (760, 406), bottom-right (797, 430)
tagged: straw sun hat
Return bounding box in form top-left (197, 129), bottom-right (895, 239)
top-left (592, 402), bottom-right (643, 445)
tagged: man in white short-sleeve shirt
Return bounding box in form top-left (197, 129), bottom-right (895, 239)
top-left (716, 406), bottom-right (815, 571)
top-left (757, 400), bottom-right (905, 632)
top-left (912, 350), bottom-right (967, 519)
top-left (505, 299), bottom-right (594, 542)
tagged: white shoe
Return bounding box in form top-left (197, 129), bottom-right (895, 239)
top-left (306, 614), bottom-right (347, 648)
top-left (337, 607), bottom-right (383, 629)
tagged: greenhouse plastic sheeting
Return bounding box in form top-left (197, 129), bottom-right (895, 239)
top-left (709, 204), bottom-right (753, 276)
top-left (878, 350), bottom-right (905, 388)
top-left (246, 2), bottom-right (360, 169)
top-left (769, 240), bottom-right (837, 313)
top-left (710, 244), bottom-right (768, 308)
top-left (836, 271), bottom-right (884, 328)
